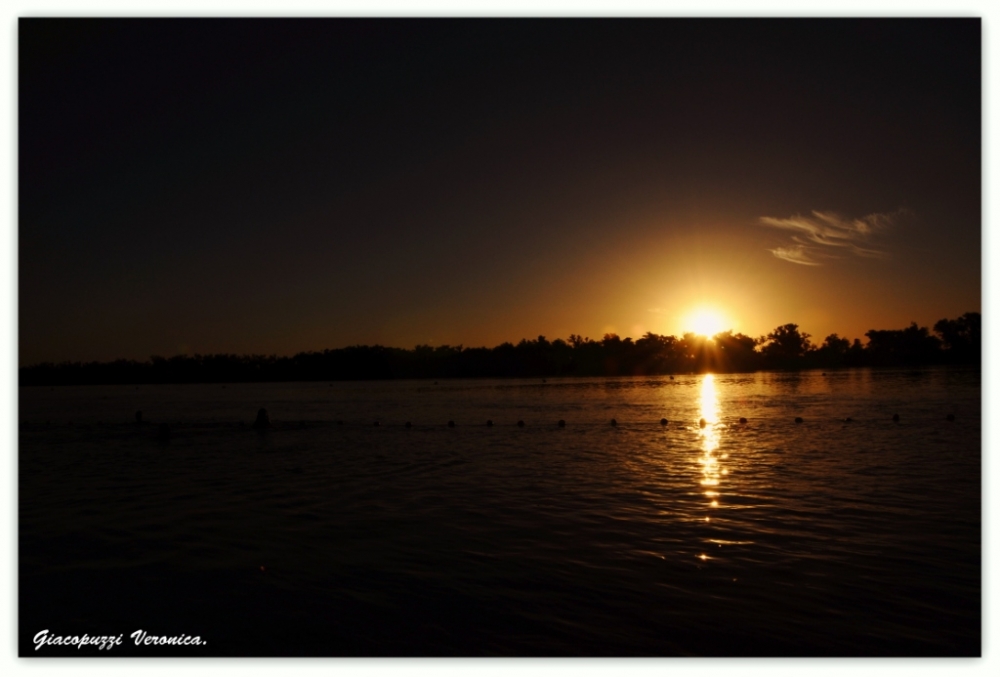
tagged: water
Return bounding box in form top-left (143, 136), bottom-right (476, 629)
top-left (19, 368), bottom-right (981, 656)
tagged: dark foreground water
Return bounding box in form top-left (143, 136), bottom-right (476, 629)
top-left (19, 368), bottom-right (981, 656)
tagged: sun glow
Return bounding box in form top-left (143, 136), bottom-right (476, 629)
top-left (683, 307), bottom-right (729, 338)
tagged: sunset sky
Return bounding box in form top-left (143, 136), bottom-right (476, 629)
top-left (18, 18), bottom-right (981, 364)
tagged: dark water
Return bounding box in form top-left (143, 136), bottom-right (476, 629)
top-left (19, 368), bottom-right (981, 656)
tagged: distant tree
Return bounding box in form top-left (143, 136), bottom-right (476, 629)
top-left (598, 333), bottom-right (625, 374)
top-left (933, 312), bottom-right (981, 363)
top-left (673, 333), bottom-right (700, 373)
top-left (759, 324), bottom-right (812, 368)
top-left (815, 333), bottom-right (851, 367)
top-left (634, 332), bottom-right (669, 374)
top-left (865, 322), bottom-right (942, 366)
top-left (712, 331), bottom-right (760, 372)
top-left (848, 338), bottom-right (865, 365)
top-left (821, 333), bottom-right (850, 354)
top-left (21, 314), bottom-right (980, 385)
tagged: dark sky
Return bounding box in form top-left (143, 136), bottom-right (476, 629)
top-left (19, 18), bottom-right (981, 364)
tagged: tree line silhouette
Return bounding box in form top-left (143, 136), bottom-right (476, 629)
top-left (20, 312), bottom-right (980, 386)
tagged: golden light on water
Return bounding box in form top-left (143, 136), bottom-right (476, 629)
top-left (699, 373), bottom-right (720, 427)
top-left (698, 374), bottom-right (724, 508)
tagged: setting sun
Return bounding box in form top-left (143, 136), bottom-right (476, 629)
top-left (683, 307), bottom-right (729, 338)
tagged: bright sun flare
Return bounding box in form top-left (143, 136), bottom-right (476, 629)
top-left (684, 308), bottom-right (728, 337)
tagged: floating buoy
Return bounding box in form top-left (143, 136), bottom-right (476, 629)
top-left (486, 420), bottom-right (493, 427)
top-left (558, 420), bottom-right (565, 427)
top-left (699, 418), bottom-right (707, 428)
top-left (660, 418), bottom-right (668, 426)
top-left (610, 418), bottom-right (617, 426)
top-left (794, 417), bottom-right (803, 423)
top-left (447, 420), bottom-right (455, 428)
top-left (135, 410), bottom-right (142, 424)
top-left (739, 417), bottom-right (747, 424)
top-left (517, 420), bottom-right (525, 427)
top-left (892, 414), bottom-right (900, 422)
top-left (157, 423), bottom-right (171, 440)
top-left (405, 421), bottom-right (412, 428)
top-left (946, 413), bottom-right (955, 422)
top-left (373, 421), bottom-right (380, 427)
top-left (253, 408), bottom-right (270, 429)
top-left (844, 417), bottom-right (853, 423)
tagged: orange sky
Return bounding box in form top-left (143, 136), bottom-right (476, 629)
top-left (19, 19), bottom-right (980, 364)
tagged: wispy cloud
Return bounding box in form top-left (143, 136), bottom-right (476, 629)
top-left (759, 208), bottom-right (907, 266)
top-left (769, 245), bottom-right (822, 266)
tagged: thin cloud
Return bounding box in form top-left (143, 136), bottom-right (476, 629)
top-left (768, 245), bottom-right (822, 266)
top-left (759, 208), bottom-right (907, 266)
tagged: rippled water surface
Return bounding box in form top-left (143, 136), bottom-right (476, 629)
top-left (19, 368), bottom-right (980, 656)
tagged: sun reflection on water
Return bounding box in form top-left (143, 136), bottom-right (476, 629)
top-left (699, 374), bottom-right (724, 507)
